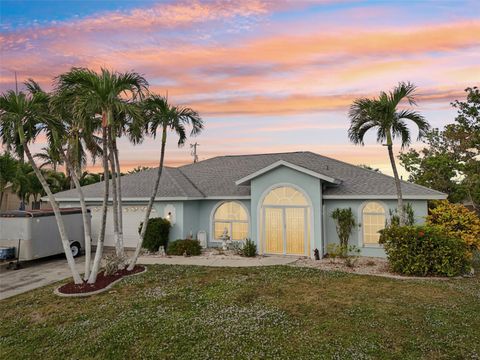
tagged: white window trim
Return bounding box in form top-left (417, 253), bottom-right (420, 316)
top-left (358, 200), bottom-right (388, 248)
top-left (209, 201), bottom-right (250, 242)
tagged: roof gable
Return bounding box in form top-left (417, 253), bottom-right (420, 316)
top-left (235, 160), bottom-right (341, 186)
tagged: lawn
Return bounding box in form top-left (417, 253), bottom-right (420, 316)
top-left (1, 265), bottom-right (479, 359)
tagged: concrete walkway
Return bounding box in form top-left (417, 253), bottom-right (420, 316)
top-left (137, 255), bottom-right (298, 267)
top-left (0, 255), bottom-right (85, 301)
top-left (0, 254), bottom-right (298, 300)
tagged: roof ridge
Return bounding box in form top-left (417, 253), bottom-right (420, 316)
top-left (177, 168), bottom-right (206, 197)
top-left (305, 151), bottom-right (445, 195)
top-left (164, 168), bottom-right (189, 197)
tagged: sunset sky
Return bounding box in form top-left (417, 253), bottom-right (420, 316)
top-left (1, 0), bottom-right (479, 175)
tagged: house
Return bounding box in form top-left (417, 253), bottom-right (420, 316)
top-left (50, 151), bottom-right (446, 258)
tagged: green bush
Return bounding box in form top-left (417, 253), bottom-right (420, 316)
top-left (240, 239), bottom-right (257, 257)
top-left (167, 239), bottom-right (202, 256)
top-left (139, 217), bottom-right (171, 252)
top-left (379, 225), bottom-right (470, 277)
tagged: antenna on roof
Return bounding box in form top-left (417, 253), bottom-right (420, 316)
top-left (190, 142), bottom-right (199, 163)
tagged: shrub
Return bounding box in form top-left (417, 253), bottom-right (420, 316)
top-left (240, 239), bottom-right (257, 257)
top-left (331, 208), bottom-right (356, 257)
top-left (326, 243), bottom-right (360, 267)
top-left (427, 200), bottom-right (480, 254)
top-left (139, 217), bottom-right (171, 252)
top-left (380, 225), bottom-right (470, 277)
top-left (389, 203), bottom-right (415, 226)
top-left (167, 239), bottom-right (202, 256)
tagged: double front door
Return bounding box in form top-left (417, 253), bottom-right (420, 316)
top-left (263, 206), bottom-right (309, 255)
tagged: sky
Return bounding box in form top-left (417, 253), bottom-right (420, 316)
top-left (1, 0), bottom-right (479, 175)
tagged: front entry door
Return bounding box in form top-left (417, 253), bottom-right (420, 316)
top-left (264, 206), bottom-right (307, 255)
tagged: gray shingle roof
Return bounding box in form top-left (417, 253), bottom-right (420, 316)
top-left (53, 151), bottom-right (446, 200)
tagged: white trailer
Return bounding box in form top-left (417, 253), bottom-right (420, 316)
top-left (0, 208), bottom-right (88, 261)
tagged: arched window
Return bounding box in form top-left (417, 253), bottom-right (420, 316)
top-left (262, 186), bottom-right (309, 206)
top-left (362, 202), bottom-right (386, 245)
top-left (213, 202), bottom-right (249, 241)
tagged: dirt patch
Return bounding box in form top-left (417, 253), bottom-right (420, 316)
top-left (293, 257), bottom-right (391, 276)
top-left (57, 265), bottom-right (145, 295)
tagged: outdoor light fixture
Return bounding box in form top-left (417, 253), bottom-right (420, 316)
top-left (164, 205), bottom-right (176, 224)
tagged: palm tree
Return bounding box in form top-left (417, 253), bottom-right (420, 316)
top-left (55, 67), bottom-right (148, 283)
top-left (0, 88), bottom-right (83, 284)
top-left (34, 146), bottom-right (62, 172)
top-left (128, 95), bottom-right (203, 270)
top-left (348, 82), bottom-right (429, 224)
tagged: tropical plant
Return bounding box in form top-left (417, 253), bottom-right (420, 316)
top-left (380, 224), bottom-right (470, 277)
top-left (240, 239), bottom-right (257, 257)
top-left (426, 200), bottom-right (480, 254)
top-left (331, 208), bottom-right (356, 257)
top-left (55, 67), bottom-right (148, 283)
top-left (348, 82), bottom-right (429, 224)
top-left (0, 86), bottom-right (82, 283)
top-left (128, 95), bottom-right (203, 270)
top-left (0, 152), bottom-right (17, 208)
top-left (389, 203), bottom-right (415, 226)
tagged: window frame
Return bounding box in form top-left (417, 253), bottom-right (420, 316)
top-left (211, 201), bottom-right (250, 242)
top-left (360, 201), bottom-right (387, 248)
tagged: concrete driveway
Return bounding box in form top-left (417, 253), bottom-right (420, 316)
top-left (0, 255), bottom-right (85, 300)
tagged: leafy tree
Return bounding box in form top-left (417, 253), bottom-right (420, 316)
top-left (331, 208), bottom-right (356, 257)
top-left (0, 152), bottom-right (17, 208)
top-left (128, 95), bottom-right (203, 270)
top-left (349, 82), bottom-right (429, 224)
top-left (399, 87), bottom-right (479, 209)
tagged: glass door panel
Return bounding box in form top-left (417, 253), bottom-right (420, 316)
top-left (285, 207), bottom-right (305, 255)
top-left (264, 207), bottom-right (283, 254)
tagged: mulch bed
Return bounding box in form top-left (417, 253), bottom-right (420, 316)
top-left (57, 265), bottom-right (145, 295)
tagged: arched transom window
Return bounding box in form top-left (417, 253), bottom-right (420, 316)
top-left (213, 202), bottom-right (249, 241)
top-left (362, 202), bottom-right (386, 245)
top-left (262, 186), bottom-right (309, 206)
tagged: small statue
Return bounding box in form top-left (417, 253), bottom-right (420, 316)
top-left (314, 248), bottom-right (320, 260)
top-left (220, 228), bottom-right (230, 251)
top-left (158, 246), bottom-right (166, 257)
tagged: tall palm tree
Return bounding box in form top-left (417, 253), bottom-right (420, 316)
top-left (0, 88), bottom-right (83, 284)
top-left (128, 95), bottom-right (203, 270)
top-left (55, 67), bottom-right (148, 283)
top-left (348, 82), bottom-right (429, 224)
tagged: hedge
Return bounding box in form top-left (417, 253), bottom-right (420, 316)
top-left (379, 225), bottom-right (470, 277)
top-left (167, 239), bottom-right (202, 256)
top-left (139, 217), bottom-right (171, 252)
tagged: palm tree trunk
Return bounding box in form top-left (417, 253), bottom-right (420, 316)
top-left (22, 141), bottom-right (82, 284)
top-left (128, 126), bottom-right (167, 270)
top-left (386, 132), bottom-right (405, 225)
top-left (107, 128), bottom-right (122, 258)
top-left (112, 136), bottom-right (124, 256)
top-left (88, 126), bottom-right (110, 284)
top-left (0, 191), bottom-right (4, 210)
top-left (61, 152), bottom-right (92, 281)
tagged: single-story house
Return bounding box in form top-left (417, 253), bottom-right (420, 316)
top-left (50, 151), bottom-right (446, 258)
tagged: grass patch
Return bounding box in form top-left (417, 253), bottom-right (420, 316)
top-left (1, 265), bottom-right (479, 359)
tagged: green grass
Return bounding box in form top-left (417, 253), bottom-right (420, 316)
top-left (1, 265), bottom-right (479, 359)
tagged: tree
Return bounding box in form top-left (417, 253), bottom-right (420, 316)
top-left (128, 95), bottom-right (203, 270)
top-left (331, 208), bottom-right (356, 257)
top-left (34, 145), bottom-right (62, 172)
top-left (0, 152), bottom-right (17, 208)
top-left (0, 88), bottom-right (82, 284)
top-left (348, 82), bottom-right (429, 224)
top-left (55, 68), bottom-right (148, 283)
top-left (399, 87), bottom-right (480, 209)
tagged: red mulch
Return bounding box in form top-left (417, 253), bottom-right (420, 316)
top-left (57, 265), bottom-right (145, 294)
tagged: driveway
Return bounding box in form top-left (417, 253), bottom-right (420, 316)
top-left (0, 255), bottom-right (85, 300)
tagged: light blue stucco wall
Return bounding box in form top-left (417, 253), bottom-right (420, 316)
top-left (323, 199), bottom-right (428, 257)
top-left (250, 166), bottom-right (322, 257)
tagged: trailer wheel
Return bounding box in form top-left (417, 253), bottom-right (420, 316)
top-left (70, 242), bottom-right (81, 258)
